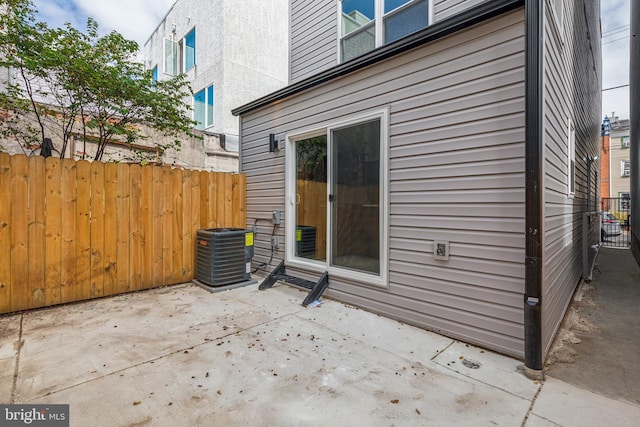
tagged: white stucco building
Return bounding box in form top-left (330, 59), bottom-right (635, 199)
top-left (143, 0), bottom-right (289, 153)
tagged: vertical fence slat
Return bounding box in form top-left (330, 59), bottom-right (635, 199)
top-left (191, 170), bottom-right (201, 230)
top-left (199, 172), bottom-right (209, 229)
top-left (129, 164), bottom-right (142, 291)
top-left (45, 157), bottom-right (62, 306)
top-left (191, 171), bottom-right (201, 281)
top-left (60, 159), bottom-right (77, 304)
top-left (141, 166), bottom-right (153, 289)
top-left (152, 166), bottom-right (163, 287)
top-left (182, 170), bottom-right (193, 281)
top-left (116, 163), bottom-right (130, 293)
top-left (0, 154), bottom-right (11, 313)
top-left (172, 168), bottom-right (183, 284)
top-left (90, 161), bottom-right (105, 298)
top-left (10, 155), bottom-right (28, 311)
top-left (238, 173), bottom-right (247, 228)
top-left (162, 167), bottom-right (173, 285)
top-left (232, 174), bottom-right (241, 228)
top-left (76, 160), bottom-right (91, 301)
top-left (28, 156), bottom-right (46, 308)
top-left (209, 172), bottom-right (218, 228)
top-left (103, 163), bottom-right (117, 296)
top-left (223, 173), bottom-right (233, 227)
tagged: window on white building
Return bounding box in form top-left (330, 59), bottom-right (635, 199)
top-left (183, 28), bottom-right (196, 71)
top-left (340, 0), bottom-right (430, 62)
top-left (621, 160), bottom-right (630, 177)
top-left (621, 136), bottom-right (630, 148)
top-left (164, 38), bottom-right (178, 76)
top-left (193, 84), bottom-right (214, 130)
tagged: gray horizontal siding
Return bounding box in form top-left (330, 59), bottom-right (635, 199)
top-left (241, 9), bottom-right (526, 357)
top-left (290, 0), bottom-right (337, 82)
top-left (541, 1), bottom-right (602, 356)
top-left (434, 0), bottom-right (491, 22)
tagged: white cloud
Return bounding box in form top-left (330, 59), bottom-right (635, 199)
top-left (73, 0), bottom-right (175, 46)
top-left (33, 0), bottom-right (175, 46)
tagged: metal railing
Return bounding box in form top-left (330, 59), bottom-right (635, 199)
top-left (600, 197), bottom-right (631, 248)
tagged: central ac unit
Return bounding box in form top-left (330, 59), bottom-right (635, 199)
top-left (195, 228), bottom-right (255, 288)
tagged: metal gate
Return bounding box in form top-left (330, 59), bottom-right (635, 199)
top-left (600, 197), bottom-right (631, 248)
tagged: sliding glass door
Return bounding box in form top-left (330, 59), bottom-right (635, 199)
top-left (291, 115), bottom-right (383, 278)
top-left (330, 119), bottom-right (380, 274)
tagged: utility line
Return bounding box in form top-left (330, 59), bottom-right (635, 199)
top-left (602, 84), bottom-right (629, 92)
top-left (602, 24), bottom-right (630, 36)
top-left (602, 36), bottom-right (629, 45)
top-left (602, 27), bottom-right (629, 38)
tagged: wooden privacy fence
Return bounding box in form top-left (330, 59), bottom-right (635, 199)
top-left (0, 153), bottom-right (246, 315)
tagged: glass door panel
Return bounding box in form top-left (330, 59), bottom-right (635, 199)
top-left (330, 119), bottom-right (380, 275)
top-left (295, 135), bottom-right (327, 261)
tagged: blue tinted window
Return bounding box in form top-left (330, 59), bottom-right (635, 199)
top-left (384, 0), bottom-right (429, 43)
top-left (206, 85), bottom-right (214, 127)
top-left (193, 84), bottom-right (214, 130)
top-left (385, 0), bottom-right (411, 13)
top-left (184, 28), bottom-right (196, 71)
top-left (342, 0), bottom-right (374, 20)
top-left (152, 65), bottom-right (158, 83)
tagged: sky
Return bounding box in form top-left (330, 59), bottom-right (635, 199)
top-left (31, 0), bottom-right (631, 121)
top-left (601, 0), bottom-right (630, 120)
top-left (31, 0), bottom-right (175, 47)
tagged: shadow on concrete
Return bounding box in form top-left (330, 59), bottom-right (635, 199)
top-left (545, 247), bottom-right (640, 405)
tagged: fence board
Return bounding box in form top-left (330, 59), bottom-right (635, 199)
top-left (28, 157), bottom-right (46, 308)
top-left (141, 166), bottom-right (153, 289)
top-left (152, 167), bottom-right (163, 287)
top-left (76, 160), bottom-right (91, 300)
top-left (116, 163), bottom-right (130, 294)
top-left (129, 164), bottom-right (142, 291)
top-left (232, 174), bottom-right (243, 228)
top-left (90, 161), bottom-right (105, 298)
top-left (223, 174), bottom-right (233, 227)
top-left (191, 171), bottom-right (204, 239)
top-left (172, 169), bottom-right (183, 283)
top-left (0, 154), bottom-right (11, 313)
top-left (0, 154), bottom-right (246, 314)
top-left (103, 163), bottom-right (118, 296)
top-left (60, 159), bottom-right (77, 303)
top-left (45, 157), bottom-right (62, 306)
top-left (11, 155), bottom-right (29, 311)
top-left (182, 170), bottom-right (193, 282)
top-left (199, 172), bottom-right (209, 228)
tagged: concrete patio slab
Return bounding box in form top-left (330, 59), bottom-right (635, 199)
top-left (433, 341), bottom-right (539, 401)
top-left (20, 286), bottom-right (534, 426)
top-left (2, 279), bottom-right (639, 426)
top-left (527, 377), bottom-right (640, 427)
top-left (0, 314), bottom-right (20, 403)
top-left (14, 284), bottom-right (307, 400)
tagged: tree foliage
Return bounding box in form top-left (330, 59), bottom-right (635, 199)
top-left (0, 0), bottom-right (197, 161)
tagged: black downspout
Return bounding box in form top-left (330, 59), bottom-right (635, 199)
top-left (524, 0), bottom-right (543, 378)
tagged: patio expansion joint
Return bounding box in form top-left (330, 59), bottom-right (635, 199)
top-left (520, 377), bottom-right (545, 427)
top-left (430, 342), bottom-right (541, 404)
top-left (11, 313), bottom-right (24, 404)
top-left (430, 340), bottom-right (456, 361)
